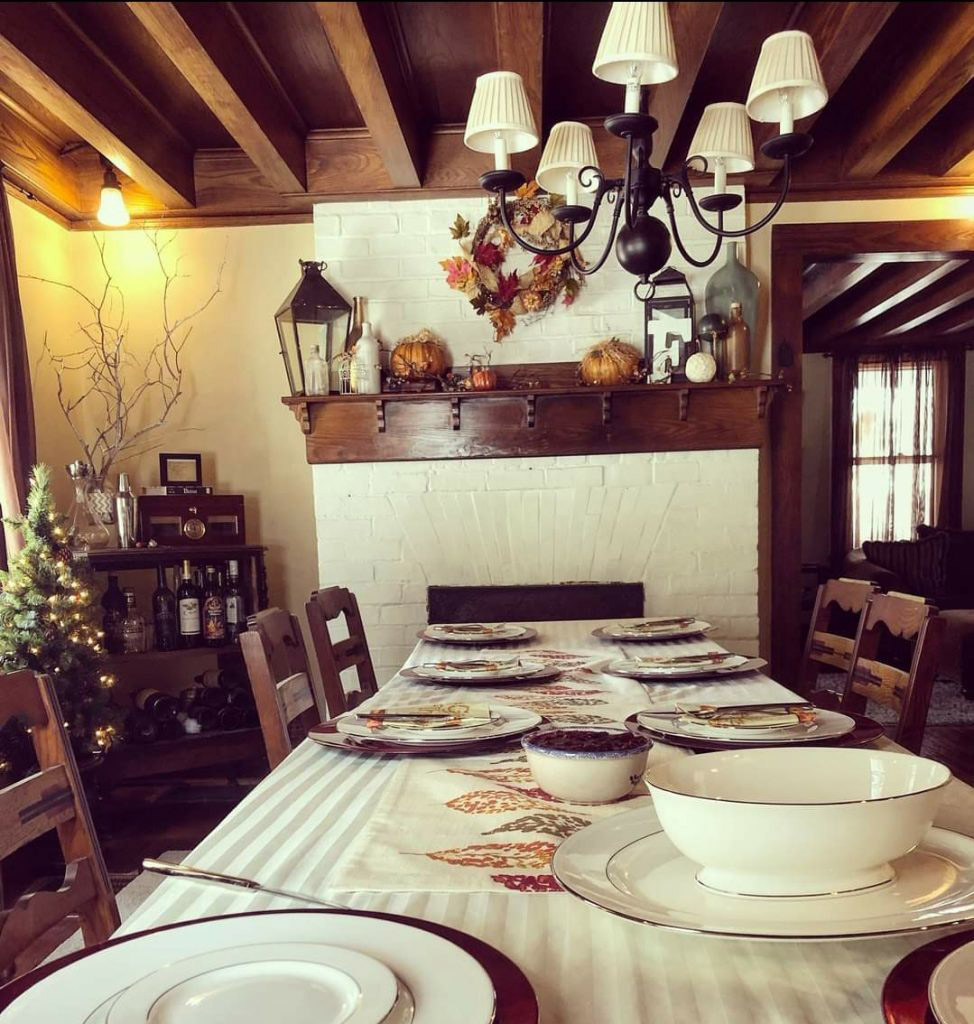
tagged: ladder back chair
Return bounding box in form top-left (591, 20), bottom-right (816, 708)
top-left (840, 592), bottom-right (944, 754)
top-left (427, 582), bottom-right (645, 624)
top-left (799, 578), bottom-right (879, 695)
top-left (305, 587), bottom-right (379, 716)
top-left (0, 670), bottom-right (119, 981)
top-left (241, 608), bottom-right (325, 770)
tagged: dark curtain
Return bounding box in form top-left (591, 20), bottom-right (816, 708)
top-left (935, 346), bottom-right (966, 529)
top-left (0, 172), bottom-right (36, 564)
top-left (830, 354), bottom-right (856, 567)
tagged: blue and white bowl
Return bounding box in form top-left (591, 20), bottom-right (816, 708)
top-left (522, 728), bottom-right (650, 804)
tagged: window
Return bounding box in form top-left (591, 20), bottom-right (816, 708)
top-left (849, 356), bottom-right (939, 548)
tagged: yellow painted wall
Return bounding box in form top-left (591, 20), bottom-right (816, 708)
top-left (10, 197), bottom-right (318, 615)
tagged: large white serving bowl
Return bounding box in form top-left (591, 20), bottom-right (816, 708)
top-left (646, 747), bottom-right (951, 898)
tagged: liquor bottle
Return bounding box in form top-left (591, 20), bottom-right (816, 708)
top-left (101, 575), bottom-right (127, 654)
top-left (177, 560), bottom-right (202, 648)
top-left (224, 561), bottom-right (246, 641)
top-left (152, 565), bottom-right (177, 651)
top-left (121, 588), bottom-right (146, 653)
top-left (725, 301), bottom-right (751, 380)
top-left (202, 566), bottom-right (227, 647)
top-left (133, 687), bottom-right (179, 720)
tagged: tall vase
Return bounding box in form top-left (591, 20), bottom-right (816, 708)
top-left (705, 242), bottom-right (760, 340)
top-left (65, 462), bottom-right (112, 550)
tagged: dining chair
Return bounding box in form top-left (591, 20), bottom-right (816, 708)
top-left (427, 582), bottom-right (645, 624)
top-left (241, 608), bottom-right (326, 770)
top-left (305, 587), bottom-right (379, 716)
top-left (838, 591), bottom-right (945, 755)
top-left (0, 670), bottom-right (119, 980)
top-left (798, 577), bottom-right (879, 695)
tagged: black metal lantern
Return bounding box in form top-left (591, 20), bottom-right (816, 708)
top-left (274, 260), bottom-right (352, 395)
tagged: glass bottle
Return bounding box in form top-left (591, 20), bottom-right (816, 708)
top-left (725, 302), bottom-right (751, 380)
top-left (332, 297), bottom-right (364, 391)
top-left (705, 242), bottom-right (760, 340)
top-left (351, 321), bottom-right (382, 395)
top-left (133, 687), bottom-right (179, 720)
top-left (305, 344), bottom-right (328, 396)
top-left (101, 575), bottom-right (127, 654)
top-left (202, 565), bottom-right (227, 647)
top-left (121, 587), bottom-right (147, 654)
top-left (177, 560), bottom-right (202, 648)
top-left (65, 461), bottom-right (111, 550)
top-left (224, 560), bottom-right (246, 641)
top-left (152, 565), bottom-right (177, 651)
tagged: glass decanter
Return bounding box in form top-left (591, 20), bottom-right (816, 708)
top-left (65, 461), bottom-right (111, 550)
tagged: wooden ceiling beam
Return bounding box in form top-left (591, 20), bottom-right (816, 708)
top-left (316, 2), bottom-right (423, 189)
top-left (802, 261), bottom-right (880, 319)
top-left (127, 2), bottom-right (306, 194)
top-left (494, 2), bottom-right (543, 181)
top-left (0, 103), bottom-right (81, 218)
top-left (843, 4), bottom-right (974, 180)
top-left (0, 3), bottom-right (194, 208)
top-left (804, 261), bottom-right (962, 344)
top-left (878, 262), bottom-right (974, 337)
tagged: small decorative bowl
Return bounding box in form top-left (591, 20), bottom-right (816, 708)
top-left (522, 728), bottom-right (651, 804)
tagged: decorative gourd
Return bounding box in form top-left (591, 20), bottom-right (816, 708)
top-left (469, 367), bottom-right (498, 391)
top-left (578, 339), bottom-right (642, 386)
top-left (390, 329), bottom-right (450, 379)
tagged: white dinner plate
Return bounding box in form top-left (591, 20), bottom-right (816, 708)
top-left (422, 624), bottom-right (527, 642)
top-left (0, 912), bottom-right (494, 1024)
top-left (107, 942), bottom-right (399, 1024)
top-left (410, 659), bottom-right (547, 681)
top-left (594, 620), bottom-right (713, 641)
top-left (637, 708), bottom-right (857, 745)
top-left (336, 706), bottom-right (542, 744)
top-left (606, 654), bottom-right (751, 679)
top-left (552, 808), bottom-right (974, 940)
top-left (929, 939), bottom-right (974, 1024)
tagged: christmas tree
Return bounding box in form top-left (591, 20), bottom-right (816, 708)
top-left (0, 465), bottom-right (121, 774)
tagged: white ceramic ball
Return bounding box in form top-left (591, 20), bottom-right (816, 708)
top-left (685, 352), bottom-right (717, 383)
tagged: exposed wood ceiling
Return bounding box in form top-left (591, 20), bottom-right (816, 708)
top-left (0, 1), bottom-right (971, 229)
top-left (803, 258), bottom-right (974, 353)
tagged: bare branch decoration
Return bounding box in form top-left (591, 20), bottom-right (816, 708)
top-left (25, 230), bottom-right (225, 483)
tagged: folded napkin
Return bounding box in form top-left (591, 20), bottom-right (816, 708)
top-left (434, 623), bottom-right (507, 635)
top-left (430, 658), bottom-right (520, 674)
top-left (361, 703), bottom-right (496, 731)
top-left (677, 704), bottom-right (816, 730)
top-left (615, 617), bottom-right (694, 633)
top-left (635, 652), bottom-right (731, 667)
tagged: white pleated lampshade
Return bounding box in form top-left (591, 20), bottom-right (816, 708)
top-left (746, 30), bottom-right (828, 123)
top-left (592, 2), bottom-right (678, 86)
top-left (688, 103), bottom-right (755, 173)
top-left (463, 71), bottom-right (539, 153)
top-left (536, 122), bottom-right (600, 194)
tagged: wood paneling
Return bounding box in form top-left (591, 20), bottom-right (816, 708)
top-left (0, 103), bottom-right (81, 218)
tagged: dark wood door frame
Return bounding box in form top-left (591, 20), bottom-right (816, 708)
top-left (769, 219), bottom-right (974, 686)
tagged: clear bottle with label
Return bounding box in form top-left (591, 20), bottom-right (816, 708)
top-left (176, 559), bottom-right (202, 648)
top-left (202, 565), bottom-right (227, 647)
top-left (725, 301), bottom-right (751, 380)
top-left (121, 587), bottom-right (146, 654)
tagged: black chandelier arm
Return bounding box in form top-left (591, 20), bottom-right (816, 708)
top-left (661, 189), bottom-right (725, 268)
top-left (493, 179), bottom-right (610, 257)
top-left (623, 134), bottom-right (636, 231)
top-left (569, 193), bottom-right (624, 275)
top-left (669, 156), bottom-right (794, 239)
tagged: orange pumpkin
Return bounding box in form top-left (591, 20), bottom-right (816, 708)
top-left (390, 330), bottom-right (450, 379)
top-left (468, 368), bottom-right (498, 391)
top-left (578, 339), bottom-right (642, 386)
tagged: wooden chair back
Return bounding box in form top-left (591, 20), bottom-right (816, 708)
top-left (305, 587), bottom-right (379, 716)
top-left (0, 670), bottom-right (119, 980)
top-left (427, 582), bottom-right (645, 625)
top-left (841, 592), bottom-right (944, 754)
top-left (241, 608), bottom-right (325, 770)
top-left (798, 578), bottom-right (878, 694)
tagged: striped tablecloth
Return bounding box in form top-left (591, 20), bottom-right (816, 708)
top-left (119, 619), bottom-right (974, 1024)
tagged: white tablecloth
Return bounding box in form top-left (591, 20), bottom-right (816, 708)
top-left (119, 620), bottom-right (974, 1024)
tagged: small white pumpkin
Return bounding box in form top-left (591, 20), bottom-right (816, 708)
top-left (685, 351), bottom-right (717, 383)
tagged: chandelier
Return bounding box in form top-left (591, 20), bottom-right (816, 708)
top-left (463, 2), bottom-right (827, 300)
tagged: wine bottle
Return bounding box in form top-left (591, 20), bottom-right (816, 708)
top-left (133, 688), bottom-right (179, 721)
top-left (121, 588), bottom-right (147, 654)
top-left (186, 703), bottom-right (219, 732)
top-left (152, 565), bottom-right (177, 651)
top-left (217, 705), bottom-right (245, 731)
top-left (202, 566), bottom-right (227, 648)
top-left (224, 561), bottom-right (246, 641)
top-left (157, 718), bottom-right (185, 741)
top-left (126, 710), bottom-right (159, 744)
top-left (190, 682), bottom-right (228, 709)
top-left (177, 560), bottom-right (202, 648)
top-left (101, 575), bottom-right (127, 654)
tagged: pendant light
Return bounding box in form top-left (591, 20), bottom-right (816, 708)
top-left (97, 160), bottom-right (130, 228)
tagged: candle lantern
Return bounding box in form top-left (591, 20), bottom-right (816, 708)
top-left (274, 260), bottom-right (352, 395)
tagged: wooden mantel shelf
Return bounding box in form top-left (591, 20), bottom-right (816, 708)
top-left (282, 378), bottom-right (787, 464)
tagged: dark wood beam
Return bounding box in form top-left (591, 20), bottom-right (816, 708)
top-left (846, 300), bottom-right (974, 350)
top-left (316, 2), bottom-right (423, 189)
top-left (0, 104), bottom-right (80, 218)
top-left (802, 261), bottom-right (880, 319)
top-left (0, 2), bottom-right (194, 208)
top-left (647, 2), bottom-right (722, 167)
top-left (127, 2), bottom-right (307, 194)
top-left (494, 3), bottom-right (543, 131)
top-left (805, 261), bottom-right (962, 345)
top-left (843, 4), bottom-right (974, 179)
top-left (755, 3), bottom-right (897, 174)
top-left (878, 262), bottom-right (974, 337)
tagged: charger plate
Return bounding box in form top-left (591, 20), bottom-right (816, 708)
top-left (552, 808), bottom-right (974, 941)
top-left (0, 910), bottom-right (540, 1024)
top-left (592, 621), bottom-right (712, 642)
top-left (309, 718), bottom-right (546, 756)
top-left (336, 706), bottom-right (542, 745)
top-left (605, 656), bottom-right (764, 681)
top-left (418, 626), bottom-right (538, 646)
top-left (401, 664), bottom-right (560, 686)
top-left (633, 707), bottom-right (857, 746)
top-left (883, 928), bottom-right (974, 1023)
top-left (625, 711), bottom-right (884, 751)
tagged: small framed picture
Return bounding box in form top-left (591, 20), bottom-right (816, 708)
top-left (159, 453), bottom-right (203, 486)
top-left (644, 267), bottom-right (695, 383)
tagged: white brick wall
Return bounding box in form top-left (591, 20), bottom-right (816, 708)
top-left (313, 451), bottom-right (759, 683)
top-left (310, 192), bottom-right (756, 684)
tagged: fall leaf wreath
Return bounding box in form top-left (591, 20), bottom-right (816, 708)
top-left (440, 181), bottom-right (586, 342)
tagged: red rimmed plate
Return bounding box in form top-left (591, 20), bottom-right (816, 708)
top-left (0, 909), bottom-right (540, 1024)
top-left (882, 928), bottom-right (974, 1023)
top-left (309, 717), bottom-right (549, 756)
top-left (624, 710), bottom-right (884, 751)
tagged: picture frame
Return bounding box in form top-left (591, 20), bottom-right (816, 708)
top-left (159, 452), bottom-right (203, 487)
top-left (644, 267), bottom-right (696, 383)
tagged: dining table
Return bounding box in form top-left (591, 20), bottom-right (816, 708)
top-left (117, 619), bottom-right (974, 1024)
